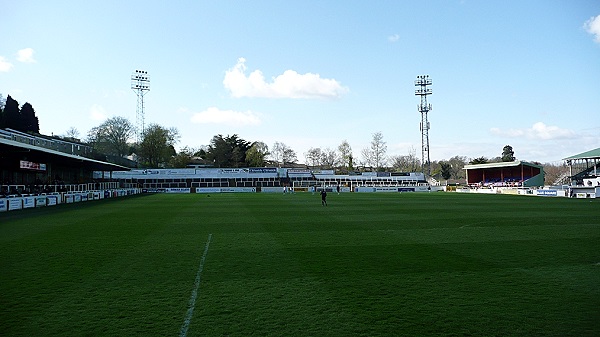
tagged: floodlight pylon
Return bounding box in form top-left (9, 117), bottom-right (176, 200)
top-left (415, 75), bottom-right (432, 176)
top-left (131, 70), bottom-right (150, 143)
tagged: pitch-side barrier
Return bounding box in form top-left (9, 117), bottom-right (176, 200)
top-left (455, 186), bottom-right (598, 198)
top-left (0, 188), bottom-right (142, 213)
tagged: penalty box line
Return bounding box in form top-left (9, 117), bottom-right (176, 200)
top-left (179, 233), bottom-right (212, 337)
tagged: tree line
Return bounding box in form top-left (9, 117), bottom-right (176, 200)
top-left (0, 94), bottom-right (39, 133)
top-left (0, 93), bottom-right (568, 184)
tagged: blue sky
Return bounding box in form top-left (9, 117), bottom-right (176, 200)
top-left (1, 1), bottom-right (599, 164)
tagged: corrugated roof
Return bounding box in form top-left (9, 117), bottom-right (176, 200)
top-left (562, 148), bottom-right (600, 161)
top-left (0, 137), bottom-right (130, 171)
top-left (463, 160), bottom-right (542, 170)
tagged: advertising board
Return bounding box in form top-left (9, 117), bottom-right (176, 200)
top-left (35, 196), bottom-right (47, 207)
top-left (47, 196), bottom-right (58, 206)
top-left (196, 187), bottom-right (256, 193)
top-left (249, 168), bottom-right (277, 174)
top-left (165, 188), bottom-right (191, 193)
top-left (536, 189), bottom-right (558, 197)
top-left (23, 197), bottom-right (36, 208)
top-left (8, 198), bottom-right (23, 210)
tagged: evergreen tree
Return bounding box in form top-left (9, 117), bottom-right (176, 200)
top-left (20, 102), bottom-right (40, 133)
top-left (205, 134), bottom-right (252, 167)
top-left (3, 95), bottom-right (20, 130)
top-left (0, 94), bottom-right (4, 129)
top-left (501, 145), bottom-right (515, 162)
top-left (470, 156), bottom-right (488, 165)
top-left (0, 96), bottom-right (40, 133)
top-left (440, 162), bottom-right (452, 180)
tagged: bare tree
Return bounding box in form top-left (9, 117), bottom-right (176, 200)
top-left (361, 131), bottom-right (387, 170)
top-left (305, 147), bottom-right (323, 167)
top-left (321, 147), bottom-right (338, 168)
top-left (64, 127), bottom-right (80, 140)
top-left (390, 146), bottom-right (421, 172)
top-left (543, 162), bottom-right (570, 185)
top-left (447, 156), bottom-right (468, 179)
top-left (337, 140), bottom-right (352, 171)
top-left (271, 141), bottom-right (297, 167)
top-left (86, 116), bottom-right (134, 157)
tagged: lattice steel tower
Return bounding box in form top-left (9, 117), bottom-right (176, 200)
top-left (415, 75), bottom-right (432, 176)
top-left (131, 70), bottom-right (150, 142)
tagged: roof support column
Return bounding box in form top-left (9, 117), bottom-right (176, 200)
top-left (521, 163), bottom-right (524, 182)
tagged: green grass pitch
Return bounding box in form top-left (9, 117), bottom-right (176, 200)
top-left (1, 192), bottom-right (599, 336)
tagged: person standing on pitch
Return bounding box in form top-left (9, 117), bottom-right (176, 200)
top-left (320, 189), bottom-right (327, 206)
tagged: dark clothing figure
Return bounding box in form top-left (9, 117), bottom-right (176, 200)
top-left (320, 190), bottom-right (327, 206)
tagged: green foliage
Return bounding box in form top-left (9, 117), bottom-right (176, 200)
top-left (1, 193), bottom-right (598, 336)
top-left (2, 95), bottom-right (19, 130)
top-left (137, 124), bottom-right (179, 168)
top-left (19, 103), bottom-right (39, 133)
top-left (470, 156), bottom-right (488, 165)
top-left (169, 146), bottom-right (196, 168)
top-left (502, 144), bottom-right (516, 162)
top-left (205, 134), bottom-right (251, 167)
top-left (447, 155), bottom-right (468, 179)
top-left (245, 141), bottom-right (269, 167)
top-left (440, 161), bottom-right (452, 180)
top-left (0, 95), bottom-right (39, 133)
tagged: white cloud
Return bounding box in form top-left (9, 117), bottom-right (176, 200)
top-left (584, 15), bottom-right (600, 43)
top-left (223, 58), bottom-right (348, 99)
top-left (190, 107), bottom-right (261, 126)
top-left (0, 56), bottom-right (13, 72)
top-left (490, 122), bottom-right (574, 140)
top-left (16, 48), bottom-right (36, 63)
top-left (89, 104), bottom-right (107, 121)
top-left (388, 34), bottom-right (400, 42)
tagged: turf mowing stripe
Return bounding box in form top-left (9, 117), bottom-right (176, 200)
top-left (179, 233), bottom-right (212, 337)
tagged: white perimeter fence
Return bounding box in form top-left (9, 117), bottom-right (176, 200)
top-left (0, 188), bottom-right (141, 213)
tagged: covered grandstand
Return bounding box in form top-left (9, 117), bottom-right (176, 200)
top-left (1, 128), bottom-right (129, 196)
top-left (464, 161), bottom-right (544, 188)
top-left (111, 168), bottom-right (430, 192)
top-left (563, 147), bottom-right (600, 186)
top-left (562, 147), bottom-right (600, 198)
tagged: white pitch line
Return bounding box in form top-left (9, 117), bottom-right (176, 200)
top-left (180, 233), bottom-right (212, 337)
